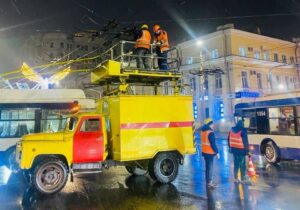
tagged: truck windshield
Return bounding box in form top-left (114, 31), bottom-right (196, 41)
top-left (67, 117), bottom-right (78, 131)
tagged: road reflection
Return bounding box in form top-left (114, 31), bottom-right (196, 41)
top-left (21, 175), bottom-right (182, 210)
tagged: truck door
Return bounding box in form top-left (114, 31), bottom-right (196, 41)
top-left (73, 116), bottom-right (104, 163)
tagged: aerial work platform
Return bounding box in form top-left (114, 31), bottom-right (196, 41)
top-left (91, 41), bottom-right (181, 86)
top-left (91, 60), bottom-right (181, 85)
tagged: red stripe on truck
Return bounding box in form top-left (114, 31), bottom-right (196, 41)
top-left (120, 121), bottom-right (193, 129)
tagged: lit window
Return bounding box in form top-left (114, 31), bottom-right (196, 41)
top-left (274, 53), bottom-right (279, 62)
top-left (257, 73), bottom-right (263, 89)
top-left (211, 49), bottom-right (219, 59)
top-left (191, 77), bottom-right (196, 91)
top-left (204, 75), bottom-right (208, 96)
top-left (293, 78), bottom-right (297, 88)
top-left (263, 52), bottom-right (269, 60)
top-left (282, 55), bottom-right (287, 63)
top-left (215, 74), bottom-right (222, 89)
top-left (254, 51), bottom-right (260, 59)
top-left (285, 76), bottom-right (289, 89)
top-left (290, 56), bottom-right (295, 64)
top-left (241, 71), bottom-right (249, 88)
top-left (187, 57), bottom-right (193, 65)
top-left (239, 47), bottom-right (247, 57)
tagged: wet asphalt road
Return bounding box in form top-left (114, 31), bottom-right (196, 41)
top-left (1, 138), bottom-right (300, 210)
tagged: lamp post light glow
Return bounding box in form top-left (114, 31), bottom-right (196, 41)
top-left (197, 40), bottom-right (203, 46)
top-left (278, 84), bottom-right (284, 90)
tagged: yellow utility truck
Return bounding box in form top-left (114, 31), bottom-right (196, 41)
top-left (16, 95), bottom-right (195, 194)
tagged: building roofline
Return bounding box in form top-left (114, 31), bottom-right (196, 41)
top-left (177, 28), bottom-right (295, 46)
top-left (229, 29), bottom-right (295, 45)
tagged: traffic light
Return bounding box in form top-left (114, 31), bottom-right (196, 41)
top-left (193, 103), bottom-right (198, 119)
top-left (220, 102), bottom-right (224, 118)
top-left (215, 101), bottom-right (224, 120)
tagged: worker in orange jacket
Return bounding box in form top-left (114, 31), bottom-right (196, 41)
top-left (153, 24), bottom-right (169, 70)
top-left (228, 120), bottom-right (250, 184)
top-left (134, 24), bottom-right (151, 70)
top-left (201, 118), bottom-right (219, 188)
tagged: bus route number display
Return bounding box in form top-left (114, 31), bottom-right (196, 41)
top-left (256, 110), bottom-right (266, 117)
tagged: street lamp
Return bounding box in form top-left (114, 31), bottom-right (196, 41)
top-left (197, 40), bottom-right (203, 46)
top-left (197, 40), bottom-right (205, 123)
top-left (268, 64), bottom-right (288, 93)
top-left (278, 84), bottom-right (284, 90)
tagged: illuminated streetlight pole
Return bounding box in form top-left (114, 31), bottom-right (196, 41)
top-left (197, 40), bottom-right (205, 123)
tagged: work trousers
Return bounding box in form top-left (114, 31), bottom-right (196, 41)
top-left (157, 50), bottom-right (168, 70)
top-left (203, 155), bottom-right (214, 183)
top-left (136, 48), bottom-right (151, 70)
top-left (233, 154), bottom-right (246, 180)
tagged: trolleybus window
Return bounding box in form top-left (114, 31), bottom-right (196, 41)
top-left (268, 107), bottom-right (295, 135)
top-left (296, 106), bottom-right (300, 135)
top-left (241, 109), bottom-right (257, 134)
top-left (0, 109), bottom-right (35, 138)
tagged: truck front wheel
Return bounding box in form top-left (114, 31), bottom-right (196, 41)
top-left (32, 157), bottom-right (68, 194)
top-left (152, 153), bottom-right (179, 183)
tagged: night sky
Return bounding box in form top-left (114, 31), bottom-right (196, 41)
top-left (0, 0), bottom-right (300, 42)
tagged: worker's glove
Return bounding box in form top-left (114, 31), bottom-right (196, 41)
top-left (156, 42), bottom-right (162, 46)
top-left (216, 153), bottom-right (220, 159)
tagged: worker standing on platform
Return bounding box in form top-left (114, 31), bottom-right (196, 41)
top-left (153, 25), bottom-right (169, 70)
top-left (134, 24), bottom-right (151, 70)
top-left (201, 118), bottom-right (219, 188)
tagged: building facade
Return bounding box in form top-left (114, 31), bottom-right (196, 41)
top-left (178, 25), bottom-right (299, 131)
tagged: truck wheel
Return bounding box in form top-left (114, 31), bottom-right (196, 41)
top-left (148, 159), bottom-right (157, 181)
top-left (125, 166), bottom-right (148, 176)
top-left (152, 153), bottom-right (179, 183)
top-left (264, 141), bottom-right (279, 164)
top-left (32, 157), bottom-right (68, 194)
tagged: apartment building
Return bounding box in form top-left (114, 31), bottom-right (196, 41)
top-left (178, 25), bottom-right (299, 131)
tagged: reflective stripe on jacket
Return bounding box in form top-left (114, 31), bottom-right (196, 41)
top-left (155, 30), bottom-right (169, 52)
top-left (201, 130), bottom-right (215, 154)
top-left (229, 131), bottom-right (245, 149)
top-left (135, 30), bottom-right (151, 49)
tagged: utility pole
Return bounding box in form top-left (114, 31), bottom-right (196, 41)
top-left (199, 49), bottom-right (205, 123)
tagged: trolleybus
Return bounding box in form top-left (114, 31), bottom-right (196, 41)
top-left (234, 91), bottom-right (300, 164)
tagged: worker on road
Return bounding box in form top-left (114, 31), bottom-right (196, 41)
top-left (228, 120), bottom-right (251, 184)
top-left (134, 24), bottom-right (151, 70)
top-left (201, 118), bottom-right (219, 188)
top-left (153, 24), bottom-right (169, 70)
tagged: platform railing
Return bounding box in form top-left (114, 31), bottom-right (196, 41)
top-left (99, 40), bottom-right (181, 72)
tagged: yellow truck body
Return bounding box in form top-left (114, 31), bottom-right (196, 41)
top-left (98, 95), bottom-right (195, 161)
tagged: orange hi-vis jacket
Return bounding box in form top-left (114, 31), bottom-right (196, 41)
top-left (229, 131), bottom-right (245, 149)
top-left (155, 30), bottom-right (169, 52)
top-left (201, 130), bottom-right (215, 154)
top-left (135, 29), bottom-right (151, 49)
